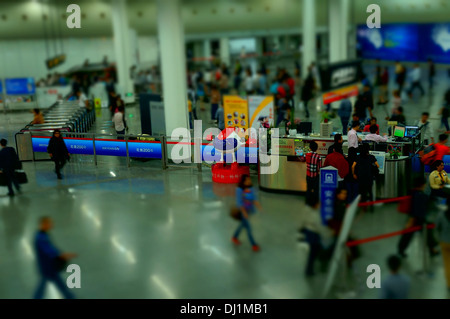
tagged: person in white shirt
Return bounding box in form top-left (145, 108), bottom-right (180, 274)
top-left (113, 106), bottom-right (126, 140)
top-left (408, 64), bottom-right (425, 98)
top-left (416, 112), bottom-right (434, 145)
top-left (365, 125), bottom-right (389, 143)
top-left (245, 68), bottom-right (254, 95)
top-left (347, 121), bottom-right (362, 149)
top-left (77, 91), bottom-right (87, 107)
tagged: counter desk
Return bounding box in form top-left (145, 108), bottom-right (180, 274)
top-left (258, 135), bottom-right (418, 199)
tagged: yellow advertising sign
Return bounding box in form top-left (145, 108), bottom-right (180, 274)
top-left (94, 98), bottom-right (102, 109)
top-left (223, 95), bottom-right (249, 131)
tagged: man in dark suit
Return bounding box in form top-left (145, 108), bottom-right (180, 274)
top-left (0, 139), bottom-right (21, 196)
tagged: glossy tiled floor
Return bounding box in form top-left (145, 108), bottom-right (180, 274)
top-left (1, 62), bottom-right (450, 299)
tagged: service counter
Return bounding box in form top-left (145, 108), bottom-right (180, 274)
top-left (258, 135), bottom-right (416, 199)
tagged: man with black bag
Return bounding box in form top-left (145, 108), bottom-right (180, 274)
top-left (33, 217), bottom-right (77, 299)
top-left (0, 139), bottom-right (21, 196)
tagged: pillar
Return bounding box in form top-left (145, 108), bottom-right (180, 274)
top-left (111, 0), bottom-right (135, 103)
top-left (220, 38), bottom-right (230, 66)
top-left (203, 39), bottom-right (211, 65)
top-left (328, 0), bottom-right (349, 63)
top-left (302, 0), bottom-right (316, 77)
top-left (156, 0), bottom-right (188, 134)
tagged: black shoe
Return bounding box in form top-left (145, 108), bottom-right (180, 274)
top-left (430, 250), bottom-right (440, 257)
top-left (7, 193), bottom-right (14, 197)
top-left (57, 174), bottom-right (63, 180)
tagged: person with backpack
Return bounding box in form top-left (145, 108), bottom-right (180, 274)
top-left (416, 112), bottom-right (434, 145)
top-left (0, 139), bottom-right (21, 196)
top-left (231, 175), bottom-right (262, 252)
top-left (433, 134), bottom-right (450, 161)
top-left (47, 130), bottom-right (70, 180)
top-left (397, 176), bottom-right (439, 258)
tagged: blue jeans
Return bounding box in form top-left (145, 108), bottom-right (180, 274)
top-left (33, 274), bottom-right (75, 299)
top-left (276, 110), bottom-right (286, 127)
top-left (441, 117), bottom-right (449, 131)
top-left (233, 216), bottom-right (257, 246)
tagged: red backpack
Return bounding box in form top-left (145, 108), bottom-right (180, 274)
top-left (419, 144), bottom-right (436, 165)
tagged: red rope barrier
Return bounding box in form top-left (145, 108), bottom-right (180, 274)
top-left (346, 224), bottom-right (436, 247)
top-left (357, 195), bottom-right (411, 207)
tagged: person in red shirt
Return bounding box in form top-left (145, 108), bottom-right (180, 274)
top-left (324, 144), bottom-right (349, 187)
top-left (434, 134), bottom-right (450, 161)
top-left (363, 117), bottom-right (380, 135)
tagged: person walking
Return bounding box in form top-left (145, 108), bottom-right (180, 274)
top-left (397, 176), bottom-right (439, 258)
top-left (301, 69), bottom-right (315, 119)
top-left (0, 139), bottom-right (21, 196)
top-left (436, 200), bottom-right (450, 292)
top-left (395, 61), bottom-right (406, 93)
top-left (428, 58), bottom-right (436, 92)
top-left (113, 106), bottom-right (127, 140)
top-left (33, 216), bottom-right (77, 299)
top-left (379, 255), bottom-right (410, 299)
top-left (47, 130), bottom-right (70, 180)
top-left (232, 175), bottom-right (262, 252)
top-left (408, 64), bottom-right (425, 98)
top-left (210, 84), bottom-right (221, 123)
top-left (338, 97), bottom-right (352, 135)
top-left (305, 141), bottom-right (322, 205)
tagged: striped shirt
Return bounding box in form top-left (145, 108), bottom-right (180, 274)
top-left (306, 152), bottom-right (322, 178)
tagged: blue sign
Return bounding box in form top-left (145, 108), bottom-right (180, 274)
top-left (65, 138), bottom-right (94, 155)
top-left (0, 81), bottom-right (2, 94)
top-left (5, 78), bottom-right (36, 95)
top-left (357, 24), bottom-right (419, 61)
top-left (201, 145), bottom-right (258, 164)
top-left (95, 139), bottom-right (127, 156)
top-left (128, 141), bottom-right (162, 159)
top-left (418, 23), bottom-right (450, 64)
top-left (320, 167), bottom-right (338, 225)
top-left (32, 137), bottom-right (50, 152)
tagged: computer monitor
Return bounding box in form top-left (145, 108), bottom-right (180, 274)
top-left (393, 126), bottom-right (406, 138)
top-left (297, 122), bottom-right (312, 135)
top-left (405, 126), bottom-right (419, 138)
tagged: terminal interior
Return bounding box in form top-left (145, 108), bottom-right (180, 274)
top-left (1, 0), bottom-right (450, 299)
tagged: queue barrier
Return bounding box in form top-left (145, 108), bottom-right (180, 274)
top-left (16, 130), bottom-right (260, 171)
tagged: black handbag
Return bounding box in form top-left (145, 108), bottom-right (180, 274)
top-left (54, 256), bottom-right (67, 272)
top-left (230, 206), bottom-right (242, 221)
top-left (14, 170), bottom-right (28, 184)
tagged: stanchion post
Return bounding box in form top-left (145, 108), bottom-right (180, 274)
top-left (93, 134), bottom-right (97, 166)
top-left (161, 135), bottom-right (168, 170)
top-left (126, 135), bottom-right (130, 168)
top-left (195, 137), bottom-right (202, 172)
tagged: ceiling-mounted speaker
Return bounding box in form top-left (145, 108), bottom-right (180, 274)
top-left (212, 9), bottom-right (217, 14)
top-left (81, 13), bottom-right (86, 19)
top-left (100, 12), bottom-right (105, 18)
top-left (265, 6), bottom-right (270, 12)
top-left (1, 14), bottom-right (7, 21)
top-left (230, 8), bottom-right (234, 13)
top-left (137, 11), bottom-right (143, 17)
top-left (22, 14), bottom-right (28, 21)
top-left (192, 9), bottom-right (197, 15)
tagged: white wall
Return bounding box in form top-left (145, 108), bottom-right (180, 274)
top-left (0, 36), bottom-right (160, 80)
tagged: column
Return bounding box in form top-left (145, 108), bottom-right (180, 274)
top-left (256, 37), bottom-right (264, 57)
top-left (203, 39), bottom-right (211, 65)
top-left (219, 38), bottom-right (230, 66)
top-left (328, 0), bottom-right (349, 63)
top-left (111, 0), bottom-right (135, 103)
top-left (302, 0), bottom-right (315, 77)
top-left (157, 0), bottom-right (188, 133)
top-left (193, 41), bottom-right (203, 60)
top-left (129, 28), bottom-right (139, 66)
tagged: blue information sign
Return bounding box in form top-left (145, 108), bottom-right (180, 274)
top-left (0, 81), bottom-right (2, 94)
top-left (320, 166), bottom-right (339, 225)
top-left (128, 141), bottom-right (162, 159)
top-left (5, 78), bottom-right (36, 95)
top-left (32, 137), bottom-right (50, 153)
top-left (95, 140), bottom-right (127, 156)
